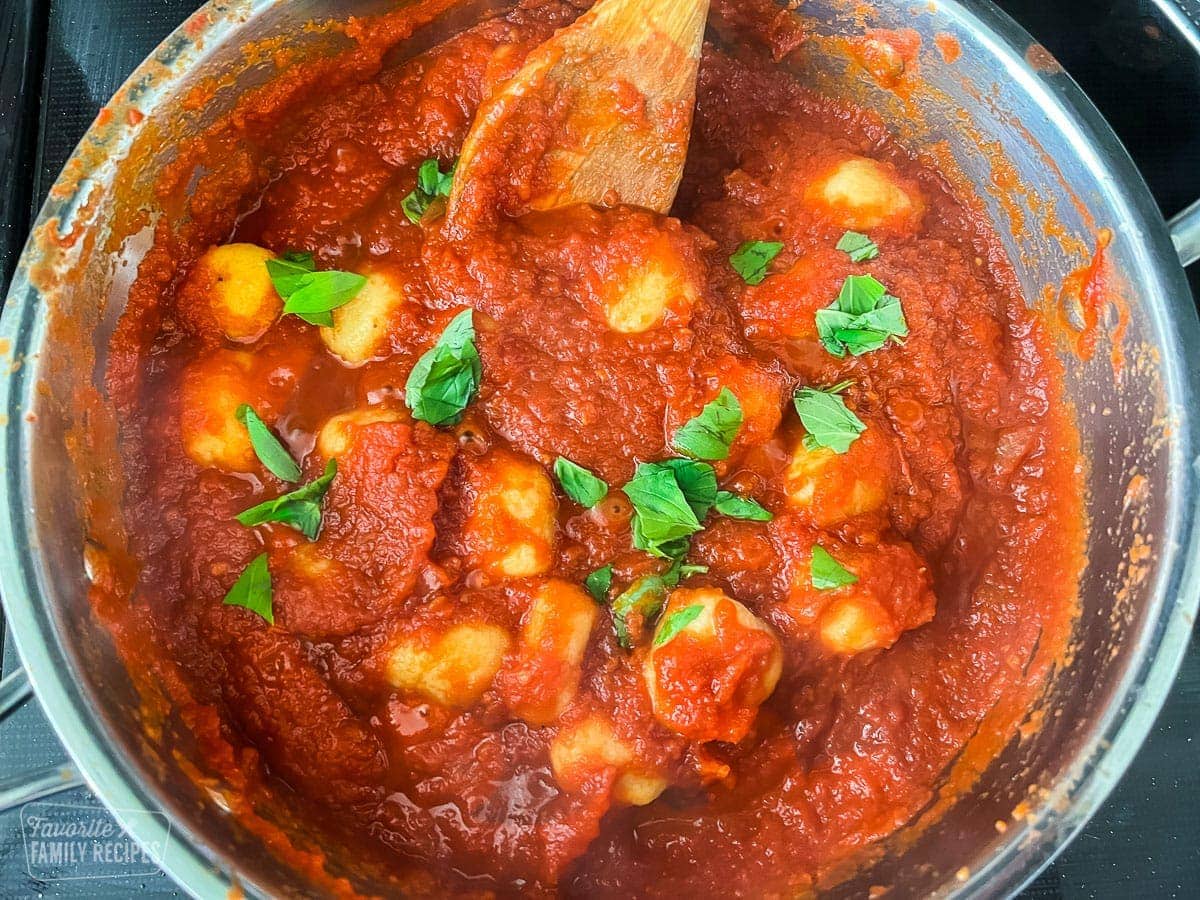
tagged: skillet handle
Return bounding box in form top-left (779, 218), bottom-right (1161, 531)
top-left (1169, 200), bottom-right (1200, 267)
top-left (0, 667), bottom-right (86, 812)
top-left (1159, 0), bottom-right (1200, 266)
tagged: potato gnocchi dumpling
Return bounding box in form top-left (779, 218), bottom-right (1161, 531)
top-left (386, 621), bottom-right (512, 707)
top-left (461, 450), bottom-right (558, 579)
top-left (786, 539), bottom-right (937, 655)
top-left (784, 424), bottom-right (893, 528)
top-left (602, 234), bottom-right (699, 334)
top-left (179, 350), bottom-right (263, 472)
top-left (181, 243), bottom-right (282, 343)
top-left (320, 268), bottom-right (407, 365)
top-left (316, 406), bottom-right (407, 459)
top-left (805, 156), bottom-right (925, 234)
top-left (643, 588), bottom-right (783, 744)
top-left (550, 714), bottom-right (668, 806)
top-left (501, 579), bottom-right (598, 725)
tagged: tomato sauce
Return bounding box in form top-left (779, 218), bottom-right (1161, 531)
top-left (104, 2), bottom-right (1083, 896)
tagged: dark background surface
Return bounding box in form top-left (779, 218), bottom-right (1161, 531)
top-left (0, 0), bottom-right (1197, 896)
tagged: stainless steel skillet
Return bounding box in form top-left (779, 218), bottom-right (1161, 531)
top-left (2, 0), bottom-right (1199, 896)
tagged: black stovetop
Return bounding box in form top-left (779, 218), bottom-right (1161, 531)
top-left (0, 1), bottom-right (1197, 897)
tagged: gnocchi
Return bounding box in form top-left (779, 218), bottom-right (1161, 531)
top-left (320, 268), bottom-right (407, 365)
top-left (181, 243), bottom-right (282, 343)
top-left (386, 621), bottom-right (512, 707)
top-left (502, 579), bottom-right (598, 724)
top-left (602, 234), bottom-right (698, 334)
top-left (460, 450), bottom-right (558, 580)
top-left (316, 406), bottom-right (407, 459)
top-left (549, 714), bottom-right (667, 806)
top-left (786, 538), bottom-right (937, 655)
top-left (784, 424), bottom-right (892, 528)
top-left (643, 587), bottom-right (783, 743)
top-left (179, 350), bottom-right (261, 472)
top-left (805, 156), bottom-right (925, 233)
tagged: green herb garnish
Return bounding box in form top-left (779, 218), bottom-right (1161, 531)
top-left (554, 457), bottom-right (609, 508)
top-left (673, 388), bottom-right (743, 461)
top-left (235, 459), bottom-right (337, 540)
top-left (836, 231), bottom-right (880, 263)
top-left (584, 564), bottom-right (614, 603)
top-left (713, 490), bottom-right (773, 522)
top-left (654, 604), bottom-right (705, 646)
top-left (404, 309), bottom-right (481, 426)
top-left (810, 545), bottom-right (858, 590)
top-left (793, 384), bottom-right (866, 454)
top-left (608, 555), bottom-right (707, 648)
top-left (223, 553), bottom-right (273, 624)
top-left (402, 158), bottom-right (456, 224)
top-left (815, 274), bottom-right (907, 357)
top-left (730, 240), bottom-right (784, 285)
top-left (623, 459), bottom-right (717, 558)
top-left (266, 252), bottom-right (367, 328)
top-left (236, 404), bottom-right (302, 482)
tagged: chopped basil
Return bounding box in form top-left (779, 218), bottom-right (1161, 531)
top-left (793, 384), bottom-right (866, 454)
top-left (236, 404), bottom-right (302, 482)
top-left (810, 545), bottom-right (858, 590)
top-left (402, 158), bottom-right (456, 224)
top-left (673, 388), bottom-right (743, 461)
top-left (584, 564), bottom-right (614, 603)
top-left (265, 251), bottom-right (316, 296)
top-left (730, 240), bottom-right (784, 285)
top-left (713, 490), bottom-right (773, 522)
top-left (554, 457), bottom-right (609, 508)
top-left (405, 309), bottom-right (481, 426)
top-left (815, 274), bottom-right (908, 357)
top-left (654, 603), bottom-right (705, 646)
top-left (223, 552), bottom-right (273, 624)
top-left (624, 459), bottom-right (717, 557)
top-left (608, 554), bottom-right (706, 649)
top-left (836, 231), bottom-right (880, 263)
top-left (662, 554), bottom-right (708, 586)
top-left (266, 252), bottom-right (367, 328)
top-left (235, 459), bottom-right (337, 540)
top-left (610, 574), bottom-right (669, 649)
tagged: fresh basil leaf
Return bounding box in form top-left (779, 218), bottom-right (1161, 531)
top-left (836, 231), bottom-right (880, 263)
top-left (793, 386), bottom-right (867, 454)
top-left (236, 459), bottom-right (338, 540)
top-left (659, 458), bottom-right (717, 520)
top-left (236, 404), bottom-right (302, 482)
top-left (730, 240), bottom-right (784, 285)
top-left (624, 463), bottom-right (703, 557)
top-left (403, 158), bottom-right (456, 224)
top-left (265, 252), bottom-right (316, 296)
top-left (405, 309), bottom-right (481, 426)
top-left (654, 603), bottom-right (705, 646)
top-left (662, 553), bottom-right (707, 587)
top-left (713, 490), bottom-right (773, 522)
top-left (584, 564), bottom-right (614, 603)
top-left (624, 459), bottom-right (717, 557)
top-left (673, 388), bottom-right (743, 461)
top-left (610, 574), bottom-right (669, 649)
top-left (266, 251), bottom-right (368, 327)
top-left (810, 545), bottom-right (858, 590)
top-left (554, 457), bottom-right (609, 508)
top-left (282, 270), bottom-right (368, 326)
top-left (223, 552), bottom-right (273, 623)
top-left (816, 274), bottom-right (907, 357)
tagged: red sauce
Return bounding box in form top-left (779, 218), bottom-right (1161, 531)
top-left (103, 2), bottom-right (1083, 896)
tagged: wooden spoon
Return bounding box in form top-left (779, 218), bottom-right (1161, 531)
top-left (444, 0), bottom-right (710, 235)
